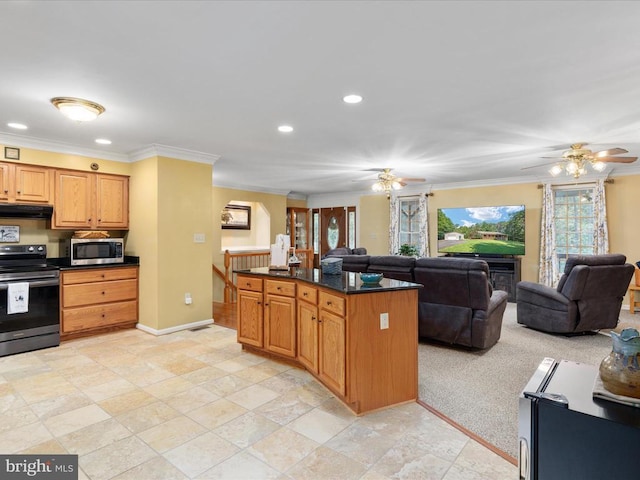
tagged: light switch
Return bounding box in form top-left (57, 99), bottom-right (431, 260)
top-left (193, 233), bottom-right (205, 243)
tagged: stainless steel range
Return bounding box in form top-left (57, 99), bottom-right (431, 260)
top-left (0, 245), bottom-right (60, 357)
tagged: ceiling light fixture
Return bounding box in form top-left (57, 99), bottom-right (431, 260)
top-left (371, 168), bottom-right (403, 197)
top-left (343, 94), bottom-right (363, 104)
top-left (549, 156), bottom-right (608, 179)
top-left (50, 97), bottom-right (105, 122)
top-left (95, 138), bottom-right (112, 145)
top-left (277, 125), bottom-right (293, 133)
top-left (7, 122), bottom-right (28, 130)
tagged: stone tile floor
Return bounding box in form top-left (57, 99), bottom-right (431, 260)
top-left (0, 325), bottom-right (517, 479)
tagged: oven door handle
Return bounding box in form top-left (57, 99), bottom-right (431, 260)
top-left (0, 279), bottom-right (60, 290)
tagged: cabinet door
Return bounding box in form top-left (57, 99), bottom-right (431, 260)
top-left (0, 163), bottom-right (11, 201)
top-left (264, 294), bottom-right (296, 358)
top-left (319, 309), bottom-right (346, 396)
top-left (15, 165), bottom-right (50, 204)
top-left (237, 289), bottom-right (263, 348)
top-left (53, 170), bottom-right (93, 228)
top-left (96, 174), bottom-right (129, 229)
top-left (298, 300), bottom-right (318, 373)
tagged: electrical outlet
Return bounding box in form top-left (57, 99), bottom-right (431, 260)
top-left (380, 312), bottom-right (389, 330)
top-left (185, 293), bottom-right (192, 305)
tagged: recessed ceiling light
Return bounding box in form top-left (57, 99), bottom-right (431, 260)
top-left (278, 125), bottom-right (293, 133)
top-left (7, 122), bottom-right (28, 130)
top-left (95, 138), bottom-right (112, 145)
top-left (343, 94), bottom-right (363, 104)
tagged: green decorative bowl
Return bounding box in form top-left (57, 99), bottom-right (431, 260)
top-left (360, 273), bottom-right (383, 285)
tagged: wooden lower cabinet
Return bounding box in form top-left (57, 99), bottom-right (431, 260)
top-left (264, 292), bottom-right (296, 358)
top-left (60, 266), bottom-right (138, 338)
top-left (297, 298), bottom-right (319, 372)
top-left (318, 308), bottom-right (346, 396)
top-left (237, 273), bottom-right (418, 414)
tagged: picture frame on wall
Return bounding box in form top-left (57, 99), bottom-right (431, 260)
top-left (221, 204), bottom-right (251, 230)
top-left (0, 225), bottom-right (20, 243)
top-left (4, 147), bottom-right (20, 160)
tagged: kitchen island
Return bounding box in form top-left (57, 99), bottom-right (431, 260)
top-left (235, 267), bottom-right (421, 414)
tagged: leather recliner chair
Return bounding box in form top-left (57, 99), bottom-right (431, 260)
top-left (413, 257), bottom-right (508, 349)
top-left (516, 254), bottom-right (635, 334)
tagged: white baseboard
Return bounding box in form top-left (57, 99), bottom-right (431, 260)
top-left (136, 318), bottom-right (214, 336)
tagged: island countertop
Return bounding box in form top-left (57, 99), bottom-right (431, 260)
top-left (235, 266), bottom-right (422, 294)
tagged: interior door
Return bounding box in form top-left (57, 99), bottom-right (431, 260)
top-left (320, 207), bottom-right (347, 256)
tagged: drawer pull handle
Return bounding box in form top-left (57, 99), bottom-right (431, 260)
top-left (277, 287), bottom-right (282, 290)
top-left (326, 301), bottom-right (332, 306)
top-left (303, 292), bottom-right (308, 297)
top-left (102, 291), bottom-right (106, 295)
top-left (312, 316), bottom-right (316, 321)
top-left (246, 282), bottom-right (251, 287)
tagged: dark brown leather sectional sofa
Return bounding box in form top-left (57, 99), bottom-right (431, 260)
top-left (325, 249), bottom-right (508, 349)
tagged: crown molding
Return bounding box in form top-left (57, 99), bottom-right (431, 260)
top-left (128, 144), bottom-right (220, 164)
top-left (212, 180), bottom-right (291, 196)
top-left (0, 132), bottom-right (129, 162)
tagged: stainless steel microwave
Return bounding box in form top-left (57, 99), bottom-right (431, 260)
top-left (61, 238), bottom-right (125, 266)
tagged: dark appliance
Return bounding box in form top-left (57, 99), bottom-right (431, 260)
top-left (60, 237), bottom-right (124, 266)
top-left (519, 358), bottom-right (640, 480)
top-left (0, 245), bottom-right (60, 357)
top-left (0, 204), bottom-right (53, 219)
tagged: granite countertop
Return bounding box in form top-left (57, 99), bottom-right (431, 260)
top-left (236, 267), bottom-right (421, 294)
top-left (47, 256), bottom-right (140, 270)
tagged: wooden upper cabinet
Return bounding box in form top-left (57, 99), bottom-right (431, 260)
top-left (95, 174), bottom-right (129, 229)
top-left (53, 170), bottom-right (93, 229)
top-left (0, 162), bottom-right (51, 204)
top-left (53, 170), bottom-right (129, 230)
top-left (0, 164), bottom-right (11, 202)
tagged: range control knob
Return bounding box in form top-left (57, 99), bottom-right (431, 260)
top-left (37, 246), bottom-right (44, 251)
top-left (27, 246), bottom-right (34, 252)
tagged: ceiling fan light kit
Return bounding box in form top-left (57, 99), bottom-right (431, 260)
top-left (524, 143), bottom-right (638, 180)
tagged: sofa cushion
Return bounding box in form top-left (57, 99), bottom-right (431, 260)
top-left (340, 255), bottom-right (370, 272)
top-left (418, 302), bottom-right (472, 346)
top-left (557, 254), bottom-right (627, 291)
top-left (367, 255), bottom-right (416, 281)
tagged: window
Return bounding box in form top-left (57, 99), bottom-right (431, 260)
top-left (347, 206), bottom-right (356, 249)
top-left (398, 197), bottom-right (421, 248)
top-left (554, 186), bottom-right (595, 272)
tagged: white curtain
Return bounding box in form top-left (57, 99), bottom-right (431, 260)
top-left (538, 183), bottom-right (559, 286)
top-left (418, 193), bottom-right (430, 257)
top-left (593, 179), bottom-right (610, 254)
top-left (389, 193), bottom-right (400, 255)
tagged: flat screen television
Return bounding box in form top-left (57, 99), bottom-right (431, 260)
top-left (437, 205), bottom-right (525, 256)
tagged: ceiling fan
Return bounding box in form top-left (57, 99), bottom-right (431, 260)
top-left (369, 168), bottom-right (426, 194)
top-left (522, 143), bottom-right (637, 179)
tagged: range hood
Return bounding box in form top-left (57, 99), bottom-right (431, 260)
top-left (0, 204), bottom-right (54, 219)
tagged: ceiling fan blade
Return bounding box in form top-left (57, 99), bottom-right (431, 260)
top-left (597, 156), bottom-right (637, 163)
top-left (521, 161), bottom-right (558, 170)
top-left (591, 148), bottom-right (628, 157)
top-left (398, 177), bottom-right (426, 182)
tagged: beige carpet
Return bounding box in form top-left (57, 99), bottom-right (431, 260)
top-left (417, 303), bottom-right (640, 458)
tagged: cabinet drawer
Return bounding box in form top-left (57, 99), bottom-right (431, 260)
top-left (298, 284), bottom-right (318, 304)
top-left (63, 279), bottom-right (138, 308)
top-left (62, 267), bottom-right (138, 285)
top-left (319, 291), bottom-right (345, 316)
top-left (265, 279), bottom-right (295, 297)
top-left (237, 275), bottom-right (262, 292)
top-left (62, 300), bottom-right (137, 333)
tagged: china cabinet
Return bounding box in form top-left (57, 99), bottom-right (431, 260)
top-left (286, 207), bottom-right (309, 249)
